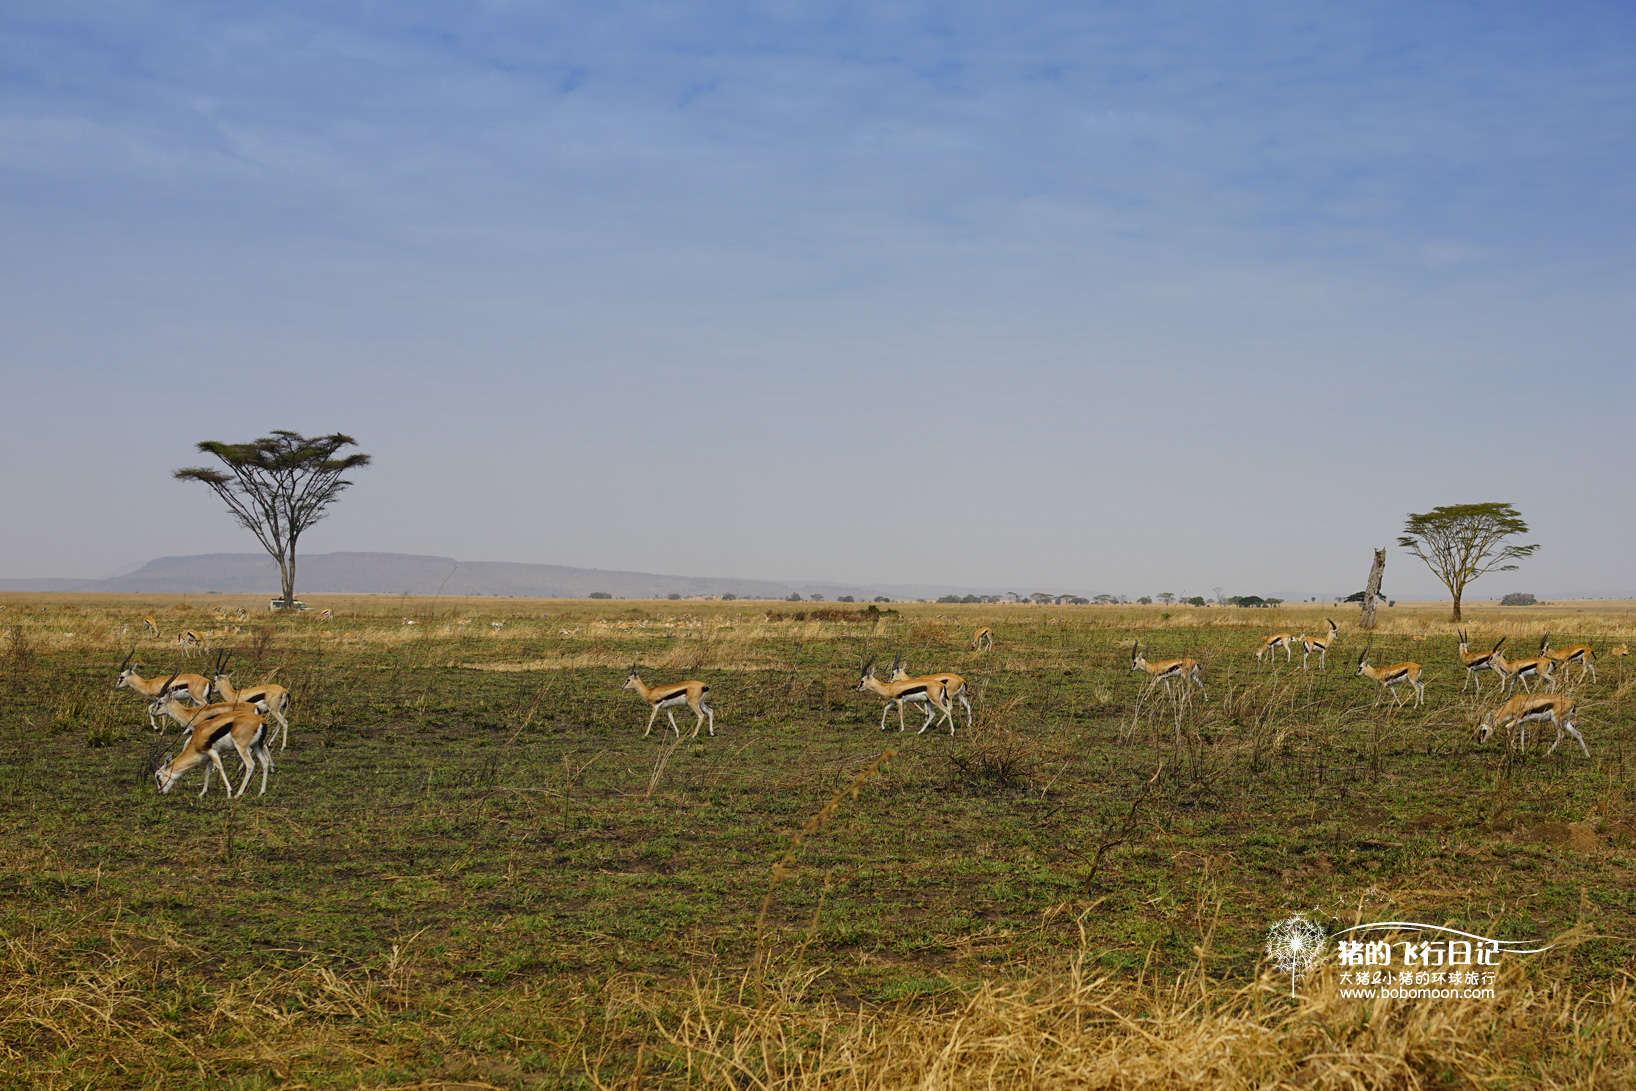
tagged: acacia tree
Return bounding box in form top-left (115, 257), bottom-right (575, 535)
top-left (175, 431), bottom-right (372, 608)
top-left (1398, 502), bottom-right (1538, 622)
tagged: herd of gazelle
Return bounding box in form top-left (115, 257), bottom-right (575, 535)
top-left (109, 612), bottom-right (1618, 796)
top-left (114, 647), bottom-right (291, 797)
top-left (617, 621), bottom-right (1611, 755)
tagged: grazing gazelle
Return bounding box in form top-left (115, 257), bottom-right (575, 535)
top-left (175, 629), bottom-right (206, 658)
top-left (1296, 619), bottom-right (1339, 671)
top-left (1355, 649), bottom-right (1425, 708)
top-left (890, 661), bottom-right (973, 731)
top-left (141, 616), bottom-right (160, 637)
top-left (209, 652), bottom-right (292, 749)
top-left (1540, 634), bottom-right (1597, 684)
top-left (317, 609), bottom-right (333, 622)
top-left (1490, 647), bottom-right (1554, 695)
top-left (973, 627), bottom-right (994, 652)
top-left (1477, 693), bottom-right (1587, 757)
top-left (1130, 643), bottom-right (1207, 701)
top-left (857, 657), bottom-right (955, 734)
top-left (1255, 632), bottom-right (1294, 665)
top-left (622, 665), bottom-right (715, 738)
top-left (114, 649), bottom-right (211, 730)
top-left (1457, 633), bottom-right (1506, 694)
top-left (152, 701), bottom-right (273, 798)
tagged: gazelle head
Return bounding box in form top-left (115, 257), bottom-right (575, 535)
top-left (1477, 711), bottom-right (1498, 744)
top-left (1355, 649), bottom-right (1372, 676)
top-left (153, 753), bottom-right (182, 793)
top-left (622, 663), bottom-right (641, 690)
top-left (1130, 643), bottom-right (1146, 670)
top-left (888, 656), bottom-right (906, 681)
top-left (856, 656), bottom-right (878, 692)
top-left (1326, 618), bottom-right (1339, 641)
top-left (210, 650), bottom-right (232, 696)
top-left (1458, 630), bottom-right (1469, 653)
top-left (114, 647), bottom-right (138, 690)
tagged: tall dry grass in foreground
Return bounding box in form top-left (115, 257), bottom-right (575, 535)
top-left (5, 919), bottom-right (1630, 1089)
top-left (624, 937), bottom-right (1634, 1089)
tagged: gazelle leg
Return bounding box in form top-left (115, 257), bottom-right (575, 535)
top-left (644, 705), bottom-right (662, 737)
top-left (703, 701), bottom-right (714, 737)
top-left (1560, 720), bottom-right (1590, 758)
top-left (666, 709), bottom-right (681, 736)
top-left (880, 703), bottom-right (893, 731)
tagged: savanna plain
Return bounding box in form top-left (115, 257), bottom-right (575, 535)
top-left (3, 594), bottom-right (1636, 1089)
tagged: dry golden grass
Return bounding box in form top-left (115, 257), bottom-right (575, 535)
top-left (622, 935), bottom-right (1634, 1089)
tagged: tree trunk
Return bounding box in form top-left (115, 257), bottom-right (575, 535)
top-left (275, 550), bottom-right (296, 607)
top-left (1360, 548), bottom-right (1386, 630)
top-left (1450, 591), bottom-right (1462, 623)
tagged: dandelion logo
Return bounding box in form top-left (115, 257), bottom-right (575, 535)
top-left (1265, 914), bottom-right (1328, 995)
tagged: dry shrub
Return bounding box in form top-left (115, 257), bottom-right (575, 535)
top-left (946, 697), bottom-right (1037, 790)
top-left (627, 937), bottom-right (1634, 1089)
top-left (2, 624), bottom-right (34, 674)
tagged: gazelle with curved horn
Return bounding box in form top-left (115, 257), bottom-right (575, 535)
top-left (1295, 619), bottom-right (1339, 671)
top-left (152, 693), bottom-right (273, 798)
top-left (622, 664), bottom-right (715, 738)
top-left (857, 656), bottom-right (955, 735)
top-left (973, 628), bottom-right (993, 652)
top-left (1457, 633), bottom-right (1505, 694)
top-left (1130, 643), bottom-right (1207, 701)
top-left (1540, 634), bottom-right (1597, 684)
top-left (1490, 645), bottom-right (1554, 695)
top-left (209, 651), bottom-right (293, 750)
top-left (1355, 648), bottom-right (1425, 707)
top-left (114, 648), bottom-right (211, 730)
top-left (174, 629), bottom-right (207, 658)
top-left (889, 661), bottom-right (973, 731)
top-left (1478, 692), bottom-right (1587, 757)
top-left (1255, 632), bottom-right (1294, 665)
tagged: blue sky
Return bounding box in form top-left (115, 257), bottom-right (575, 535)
top-left (3, 2), bottom-right (1633, 598)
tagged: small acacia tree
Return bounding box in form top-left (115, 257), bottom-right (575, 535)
top-left (175, 431), bottom-right (372, 608)
top-left (1398, 502), bottom-right (1538, 622)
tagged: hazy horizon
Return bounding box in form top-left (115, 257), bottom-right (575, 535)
top-left (4, 3), bottom-right (1632, 599)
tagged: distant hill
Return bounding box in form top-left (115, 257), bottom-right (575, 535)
top-left (3, 551), bottom-right (1051, 602)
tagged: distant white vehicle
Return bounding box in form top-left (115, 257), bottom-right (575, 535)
top-left (270, 599), bottom-right (308, 611)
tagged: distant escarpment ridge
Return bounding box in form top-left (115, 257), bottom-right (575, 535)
top-left (0, 552), bottom-right (1031, 602)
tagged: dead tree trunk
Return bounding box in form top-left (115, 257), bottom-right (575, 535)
top-left (1360, 548), bottom-right (1386, 630)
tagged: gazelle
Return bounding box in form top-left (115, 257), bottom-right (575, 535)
top-left (1477, 693), bottom-right (1587, 757)
top-left (973, 627), bottom-right (993, 652)
top-left (209, 653), bottom-right (292, 749)
top-left (1457, 633), bottom-right (1506, 693)
top-left (1255, 632), bottom-right (1294, 665)
top-left (317, 609), bottom-right (333, 621)
top-left (114, 650), bottom-right (210, 730)
top-left (890, 661), bottom-right (973, 731)
top-left (857, 657), bottom-right (955, 734)
top-left (1296, 619), bottom-right (1339, 670)
top-left (174, 629), bottom-right (206, 657)
top-left (141, 616), bottom-right (160, 637)
top-left (1355, 650), bottom-right (1425, 707)
top-left (152, 701), bottom-right (273, 797)
top-left (1540, 634), bottom-right (1597, 684)
top-left (1611, 644), bottom-right (1629, 658)
top-left (622, 665), bottom-right (714, 738)
top-left (1130, 643), bottom-right (1207, 701)
top-left (1490, 647), bottom-right (1554, 694)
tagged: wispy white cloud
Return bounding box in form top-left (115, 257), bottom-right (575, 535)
top-left (1, 1), bottom-right (1633, 594)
